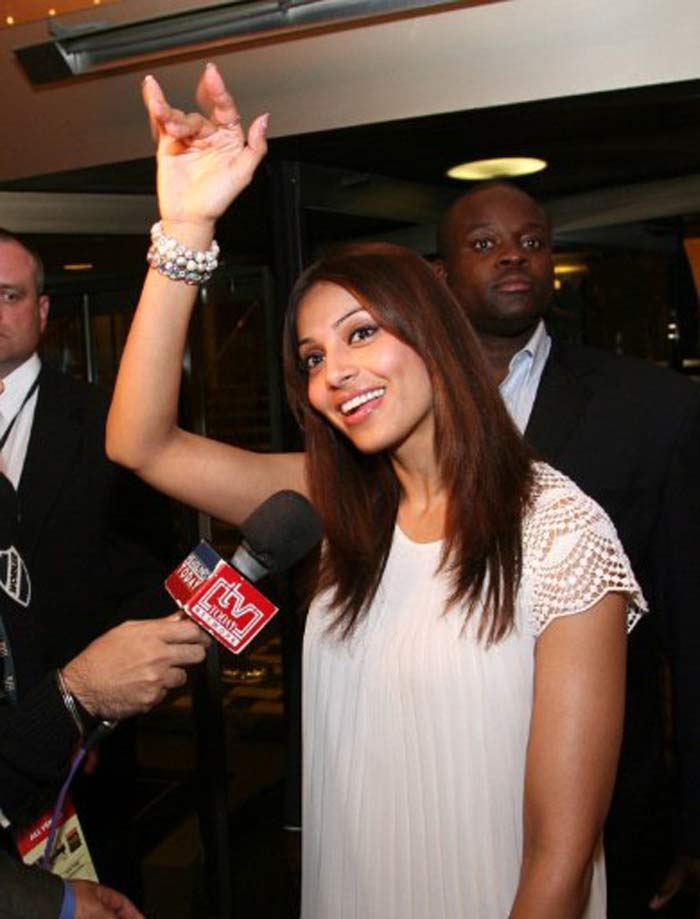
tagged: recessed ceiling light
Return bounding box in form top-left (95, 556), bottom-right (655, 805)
top-left (63, 263), bottom-right (94, 271)
top-left (553, 253), bottom-right (591, 281)
top-left (2, 0), bottom-right (118, 30)
top-left (447, 157), bottom-right (547, 181)
top-left (554, 261), bottom-right (588, 277)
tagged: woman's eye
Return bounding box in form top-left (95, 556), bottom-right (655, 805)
top-left (301, 352), bottom-right (324, 373)
top-left (349, 324), bottom-right (378, 344)
top-left (522, 236), bottom-right (543, 250)
top-left (472, 238), bottom-right (494, 252)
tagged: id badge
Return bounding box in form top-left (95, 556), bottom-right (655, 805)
top-left (14, 795), bottom-right (98, 882)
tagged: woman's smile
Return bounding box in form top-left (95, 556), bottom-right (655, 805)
top-left (337, 386), bottom-right (386, 421)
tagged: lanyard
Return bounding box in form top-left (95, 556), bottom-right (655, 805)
top-left (0, 375), bottom-right (38, 705)
top-left (0, 375), bottom-right (40, 453)
top-left (0, 615), bottom-right (17, 704)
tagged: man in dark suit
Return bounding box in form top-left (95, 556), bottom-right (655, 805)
top-left (436, 182), bottom-right (700, 917)
top-left (0, 227), bottom-right (179, 898)
top-left (20, 360), bottom-right (178, 673)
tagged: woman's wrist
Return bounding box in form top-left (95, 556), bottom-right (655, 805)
top-left (159, 218), bottom-right (216, 250)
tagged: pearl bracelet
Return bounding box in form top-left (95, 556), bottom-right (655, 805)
top-left (147, 220), bottom-right (220, 285)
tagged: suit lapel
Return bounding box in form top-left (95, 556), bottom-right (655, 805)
top-left (17, 365), bottom-right (82, 559)
top-left (525, 340), bottom-right (592, 462)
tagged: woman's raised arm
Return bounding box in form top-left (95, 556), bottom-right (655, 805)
top-left (107, 64), bottom-right (307, 526)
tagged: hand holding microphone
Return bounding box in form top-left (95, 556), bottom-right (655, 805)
top-left (35, 616), bottom-right (211, 887)
top-left (60, 491), bottom-right (321, 725)
top-left (61, 615), bottom-right (211, 721)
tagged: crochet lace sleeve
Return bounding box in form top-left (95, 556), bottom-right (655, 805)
top-left (523, 466), bottom-right (647, 637)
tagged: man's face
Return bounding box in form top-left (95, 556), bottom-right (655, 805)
top-left (0, 241), bottom-right (49, 378)
top-left (437, 185), bottom-right (554, 338)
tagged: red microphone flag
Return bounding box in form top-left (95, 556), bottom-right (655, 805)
top-left (165, 541), bottom-right (278, 654)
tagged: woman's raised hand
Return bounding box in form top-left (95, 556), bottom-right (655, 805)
top-left (142, 63), bottom-right (268, 232)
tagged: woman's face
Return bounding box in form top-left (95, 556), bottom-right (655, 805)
top-left (296, 281), bottom-right (435, 462)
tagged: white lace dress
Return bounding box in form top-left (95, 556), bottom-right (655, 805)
top-left (301, 464), bottom-right (646, 919)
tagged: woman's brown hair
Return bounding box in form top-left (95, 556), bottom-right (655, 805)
top-left (283, 242), bottom-right (534, 643)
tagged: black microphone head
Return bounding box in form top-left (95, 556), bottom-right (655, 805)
top-left (239, 490), bottom-right (323, 576)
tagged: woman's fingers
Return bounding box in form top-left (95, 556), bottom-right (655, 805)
top-left (162, 110), bottom-right (216, 141)
top-left (196, 62), bottom-right (251, 147)
top-left (144, 74), bottom-right (217, 143)
top-left (197, 63), bottom-right (242, 128)
top-left (142, 74), bottom-right (170, 140)
top-left (246, 112), bottom-right (270, 162)
top-left (143, 64), bottom-right (269, 180)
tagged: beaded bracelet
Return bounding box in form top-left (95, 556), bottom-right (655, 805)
top-left (146, 220), bottom-right (220, 285)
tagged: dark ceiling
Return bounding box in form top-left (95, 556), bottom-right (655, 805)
top-left (5, 76), bottom-right (700, 197)
top-left (4, 75), bottom-right (700, 283)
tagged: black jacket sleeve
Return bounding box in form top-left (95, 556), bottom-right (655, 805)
top-left (653, 393), bottom-right (700, 855)
top-left (0, 674), bottom-right (79, 827)
top-left (0, 849), bottom-right (64, 919)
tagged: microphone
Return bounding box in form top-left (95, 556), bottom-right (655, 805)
top-left (166, 490), bottom-right (322, 654)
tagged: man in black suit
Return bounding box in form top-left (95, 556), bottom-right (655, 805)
top-left (0, 227), bottom-right (179, 898)
top-left (0, 241), bottom-right (176, 673)
top-left (436, 182), bottom-right (700, 917)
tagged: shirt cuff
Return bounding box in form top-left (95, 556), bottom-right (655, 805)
top-left (59, 880), bottom-right (76, 919)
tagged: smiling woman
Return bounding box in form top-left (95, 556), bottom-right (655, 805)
top-left (107, 64), bottom-right (646, 919)
top-left (282, 241), bottom-right (532, 642)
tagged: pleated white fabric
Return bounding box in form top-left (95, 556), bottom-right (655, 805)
top-left (301, 464), bottom-right (645, 919)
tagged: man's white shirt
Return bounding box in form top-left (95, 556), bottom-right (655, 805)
top-left (498, 319), bottom-right (551, 433)
top-left (0, 353), bottom-right (41, 488)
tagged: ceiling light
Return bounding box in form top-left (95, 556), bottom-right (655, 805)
top-left (447, 157), bottom-right (547, 181)
top-left (63, 262), bottom-right (94, 271)
top-left (554, 260), bottom-right (589, 276)
top-left (1, 1), bottom-right (119, 30)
